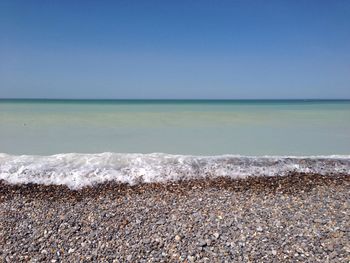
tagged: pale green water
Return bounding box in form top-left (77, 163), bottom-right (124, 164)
top-left (1, 100), bottom-right (349, 155)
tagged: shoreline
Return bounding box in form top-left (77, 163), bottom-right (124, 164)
top-left (2, 153), bottom-right (350, 189)
top-left (1, 173), bottom-right (350, 262)
top-left (1, 172), bottom-right (349, 196)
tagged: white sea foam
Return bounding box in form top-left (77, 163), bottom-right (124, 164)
top-left (0, 153), bottom-right (349, 189)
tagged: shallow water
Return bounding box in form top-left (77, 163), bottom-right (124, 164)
top-left (1, 99), bottom-right (350, 155)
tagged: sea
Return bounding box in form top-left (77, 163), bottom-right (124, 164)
top-left (1, 99), bottom-right (350, 189)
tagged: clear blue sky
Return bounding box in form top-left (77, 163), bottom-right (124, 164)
top-left (1, 0), bottom-right (349, 99)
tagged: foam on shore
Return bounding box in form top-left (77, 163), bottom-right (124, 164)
top-left (0, 153), bottom-right (349, 189)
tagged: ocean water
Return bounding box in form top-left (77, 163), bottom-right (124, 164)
top-left (1, 99), bottom-right (350, 188)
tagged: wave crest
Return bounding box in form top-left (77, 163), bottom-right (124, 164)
top-left (0, 153), bottom-right (349, 189)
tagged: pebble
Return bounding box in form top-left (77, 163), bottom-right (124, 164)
top-left (256, 226), bottom-right (263, 232)
top-left (187, 255), bottom-right (195, 262)
top-left (213, 232), bottom-right (220, 239)
top-left (198, 239), bottom-right (207, 247)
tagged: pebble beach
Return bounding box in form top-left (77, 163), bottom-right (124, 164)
top-left (1, 173), bottom-right (349, 262)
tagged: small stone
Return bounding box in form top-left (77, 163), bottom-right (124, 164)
top-left (126, 255), bottom-right (132, 261)
top-left (68, 248), bottom-right (75, 254)
top-left (327, 244), bottom-right (334, 251)
top-left (271, 249), bottom-right (277, 256)
top-left (213, 232), bottom-right (220, 239)
top-left (344, 245), bottom-right (350, 253)
top-left (175, 235), bottom-right (181, 242)
top-left (206, 239), bottom-right (212, 246)
top-left (329, 251), bottom-right (338, 259)
top-left (156, 219), bottom-right (165, 225)
top-left (322, 242), bottom-right (334, 251)
top-left (41, 249), bottom-right (48, 254)
top-left (256, 226), bottom-right (263, 232)
top-left (188, 255), bottom-right (195, 262)
top-left (198, 239), bottom-right (207, 247)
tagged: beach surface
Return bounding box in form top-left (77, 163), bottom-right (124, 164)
top-left (1, 173), bottom-right (349, 262)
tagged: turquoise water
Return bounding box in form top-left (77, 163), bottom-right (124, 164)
top-left (1, 100), bottom-right (350, 156)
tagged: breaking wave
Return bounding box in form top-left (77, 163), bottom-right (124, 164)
top-left (0, 153), bottom-right (349, 189)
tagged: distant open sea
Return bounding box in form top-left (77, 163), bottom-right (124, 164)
top-left (1, 99), bottom-right (350, 188)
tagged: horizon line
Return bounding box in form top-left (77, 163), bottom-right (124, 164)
top-left (1, 98), bottom-right (350, 101)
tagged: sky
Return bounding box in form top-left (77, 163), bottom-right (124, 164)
top-left (0, 0), bottom-right (349, 99)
